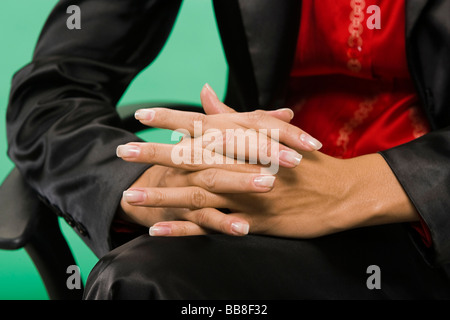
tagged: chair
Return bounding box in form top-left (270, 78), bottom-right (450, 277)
top-left (0, 102), bottom-right (202, 300)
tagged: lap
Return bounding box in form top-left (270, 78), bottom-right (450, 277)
top-left (83, 224), bottom-right (450, 299)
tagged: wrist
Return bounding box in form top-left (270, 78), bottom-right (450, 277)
top-left (339, 153), bottom-right (419, 230)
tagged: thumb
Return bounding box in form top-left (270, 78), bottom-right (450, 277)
top-left (200, 83), bottom-right (236, 115)
top-left (201, 83), bottom-right (294, 122)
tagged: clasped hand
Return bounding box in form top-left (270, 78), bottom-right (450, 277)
top-left (116, 84), bottom-right (419, 238)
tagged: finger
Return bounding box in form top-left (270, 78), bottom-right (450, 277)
top-left (122, 186), bottom-right (229, 210)
top-left (134, 107), bottom-right (243, 140)
top-left (201, 83), bottom-right (236, 115)
top-left (198, 88), bottom-right (299, 167)
top-left (186, 126), bottom-right (302, 169)
top-left (219, 128), bottom-right (303, 169)
top-left (224, 110), bottom-right (323, 152)
top-left (134, 106), bottom-right (321, 154)
top-left (133, 101), bottom-right (305, 167)
top-left (116, 142), bottom-right (261, 173)
top-left (149, 209), bottom-right (250, 236)
top-left (149, 221), bottom-right (209, 236)
top-left (161, 167), bottom-right (276, 193)
top-left (185, 169), bottom-right (276, 193)
top-left (227, 212), bottom-right (287, 236)
top-left (201, 84), bottom-right (294, 123)
top-left (117, 133), bottom-right (301, 173)
top-left (184, 130), bottom-right (303, 169)
top-left (266, 108), bottom-right (295, 123)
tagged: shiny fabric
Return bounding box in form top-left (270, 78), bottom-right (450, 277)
top-left (7, 0), bottom-right (183, 255)
top-left (84, 226), bottom-right (450, 299)
top-left (288, 0), bottom-right (429, 159)
top-left (5, 0), bottom-right (450, 298)
top-left (83, 1), bottom-right (450, 300)
top-left (286, 0), bottom-right (432, 245)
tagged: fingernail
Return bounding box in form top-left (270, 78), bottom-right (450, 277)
top-left (300, 133), bottom-right (322, 151)
top-left (278, 108), bottom-right (294, 120)
top-left (135, 109), bottom-right (155, 121)
top-left (204, 83), bottom-right (218, 99)
top-left (122, 189), bottom-right (146, 203)
top-left (279, 150), bottom-right (302, 167)
top-left (253, 175), bottom-right (276, 188)
top-left (231, 222), bottom-right (249, 235)
top-left (116, 145), bottom-right (141, 158)
top-left (149, 225), bottom-right (172, 236)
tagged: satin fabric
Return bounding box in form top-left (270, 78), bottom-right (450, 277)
top-left (84, 226), bottom-right (450, 300)
top-left (5, 0), bottom-right (450, 285)
top-left (288, 0), bottom-right (429, 159)
top-left (83, 0), bottom-right (450, 299)
top-left (286, 0), bottom-right (432, 245)
top-left (7, 0), bottom-right (183, 256)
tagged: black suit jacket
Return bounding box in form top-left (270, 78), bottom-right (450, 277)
top-left (6, 0), bottom-right (450, 276)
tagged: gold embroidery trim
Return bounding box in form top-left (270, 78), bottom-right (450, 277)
top-left (347, 0), bottom-right (365, 73)
top-left (336, 95), bottom-right (377, 156)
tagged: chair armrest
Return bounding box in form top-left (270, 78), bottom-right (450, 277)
top-left (0, 168), bottom-right (43, 250)
top-left (0, 102), bottom-right (203, 250)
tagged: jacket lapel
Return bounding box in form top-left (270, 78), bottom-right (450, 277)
top-left (217, 0), bottom-right (428, 110)
top-left (214, 0), bottom-right (301, 110)
top-left (405, 0), bottom-right (428, 37)
top-left (237, 0), bottom-right (302, 108)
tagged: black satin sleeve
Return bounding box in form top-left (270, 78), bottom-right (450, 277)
top-left (379, 0), bottom-right (450, 274)
top-left (6, 0), bottom-right (182, 257)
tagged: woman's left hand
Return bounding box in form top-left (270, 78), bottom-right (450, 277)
top-left (120, 84), bottom-right (419, 238)
top-left (127, 150), bottom-right (420, 238)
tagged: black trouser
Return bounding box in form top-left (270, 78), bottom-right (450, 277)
top-left (83, 224), bottom-right (450, 300)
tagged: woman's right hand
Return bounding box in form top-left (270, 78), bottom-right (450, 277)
top-left (116, 84), bottom-right (323, 236)
top-left (118, 161), bottom-right (273, 236)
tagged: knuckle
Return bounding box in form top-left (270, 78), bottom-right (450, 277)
top-left (142, 143), bottom-right (157, 160)
top-left (192, 112), bottom-right (206, 123)
top-left (190, 189), bottom-right (207, 209)
top-left (151, 189), bottom-right (166, 206)
top-left (247, 110), bottom-right (266, 124)
top-left (158, 174), bottom-right (168, 187)
top-left (154, 108), bottom-right (168, 123)
top-left (159, 168), bottom-right (175, 187)
top-left (183, 161), bottom-right (201, 171)
top-left (180, 147), bottom-right (202, 170)
top-left (177, 223), bottom-right (190, 236)
top-left (190, 113), bottom-right (207, 133)
top-left (200, 169), bottom-right (218, 191)
top-left (220, 218), bottom-right (232, 234)
top-left (258, 138), bottom-right (270, 157)
top-left (195, 208), bottom-right (210, 226)
top-left (283, 122), bottom-right (301, 140)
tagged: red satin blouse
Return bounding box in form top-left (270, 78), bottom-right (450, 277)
top-left (287, 0), bottom-right (431, 245)
top-left (113, 0), bottom-right (432, 245)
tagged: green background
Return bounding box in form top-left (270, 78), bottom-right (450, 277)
top-left (0, 0), bottom-right (227, 299)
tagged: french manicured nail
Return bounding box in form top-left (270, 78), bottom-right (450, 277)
top-left (204, 83), bottom-right (218, 99)
top-left (135, 109), bottom-right (155, 121)
top-left (122, 189), bottom-right (146, 203)
top-left (300, 133), bottom-right (322, 151)
top-left (279, 150), bottom-right (302, 166)
top-left (278, 108), bottom-right (294, 120)
top-left (149, 225), bottom-right (172, 236)
top-left (116, 145), bottom-right (141, 158)
top-left (231, 222), bottom-right (249, 235)
top-left (253, 175), bottom-right (276, 188)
